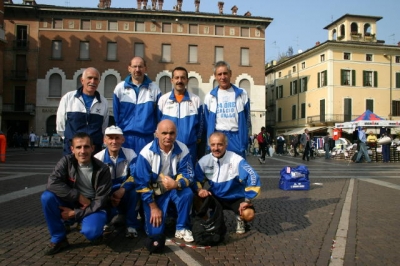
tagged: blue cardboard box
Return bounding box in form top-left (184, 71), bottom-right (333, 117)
top-left (279, 179), bottom-right (310, 190)
top-left (279, 166), bottom-right (310, 191)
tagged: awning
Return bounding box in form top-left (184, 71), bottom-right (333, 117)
top-left (282, 126), bottom-right (327, 136)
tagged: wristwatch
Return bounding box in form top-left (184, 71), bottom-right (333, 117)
top-left (177, 181), bottom-right (182, 189)
top-left (244, 199), bottom-right (252, 204)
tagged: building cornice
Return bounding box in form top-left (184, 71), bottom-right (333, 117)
top-left (4, 4), bottom-right (272, 28)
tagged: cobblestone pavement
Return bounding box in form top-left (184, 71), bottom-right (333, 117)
top-left (0, 148), bottom-right (399, 265)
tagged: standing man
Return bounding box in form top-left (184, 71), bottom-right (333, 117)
top-left (355, 127), bottom-right (372, 163)
top-left (57, 67), bottom-right (109, 155)
top-left (195, 132), bottom-right (261, 234)
top-left (41, 132), bottom-right (112, 255)
top-left (135, 120), bottom-right (195, 243)
top-left (257, 127), bottom-right (267, 164)
top-left (113, 56), bottom-right (161, 155)
top-left (158, 66), bottom-right (204, 165)
top-left (291, 134), bottom-right (300, 157)
top-left (94, 126), bottom-right (141, 238)
top-left (204, 61), bottom-right (251, 158)
top-left (323, 132), bottom-right (331, 159)
top-left (29, 131), bottom-right (36, 151)
top-left (300, 129), bottom-right (311, 161)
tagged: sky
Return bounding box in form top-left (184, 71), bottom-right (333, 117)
top-left (13, 0), bottom-right (400, 62)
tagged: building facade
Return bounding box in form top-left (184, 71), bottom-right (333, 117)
top-left (265, 14), bottom-right (400, 136)
top-left (2, 1), bottom-right (272, 141)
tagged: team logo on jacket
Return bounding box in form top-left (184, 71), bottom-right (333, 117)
top-left (96, 108), bottom-right (101, 113)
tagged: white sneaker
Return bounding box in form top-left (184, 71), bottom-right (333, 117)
top-left (236, 217), bottom-right (245, 234)
top-left (126, 227), bottom-right (138, 238)
top-left (258, 158), bottom-right (263, 164)
top-left (175, 229), bottom-right (194, 242)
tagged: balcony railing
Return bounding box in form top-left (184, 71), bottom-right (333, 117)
top-left (13, 40), bottom-right (29, 50)
top-left (307, 114), bottom-right (362, 125)
top-left (2, 104), bottom-right (35, 114)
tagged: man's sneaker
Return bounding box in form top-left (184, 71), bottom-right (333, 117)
top-left (126, 227), bottom-right (138, 238)
top-left (175, 229), bottom-right (194, 242)
top-left (236, 217), bottom-right (246, 234)
top-left (258, 158), bottom-right (263, 164)
top-left (44, 238), bottom-right (69, 255)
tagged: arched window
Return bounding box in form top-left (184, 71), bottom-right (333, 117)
top-left (159, 76), bottom-right (172, 94)
top-left (239, 79), bottom-right (251, 100)
top-left (49, 73), bottom-right (62, 97)
top-left (76, 74), bottom-right (82, 89)
top-left (364, 23), bottom-right (371, 36)
top-left (46, 115), bottom-right (57, 136)
top-left (188, 77), bottom-right (199, 95)
top-left (104, 74), bottom-right (117, 98)
top-left (332, 29), bottom-right (337, 40)
top-left (350, 22), bottom-right (358, 34)
top-left (340, 24), bottom-right (345, 37)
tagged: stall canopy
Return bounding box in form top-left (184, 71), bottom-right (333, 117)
top-left (282, 126), bottom-right (326, 136)
top-left (335, 110), bottom-right (400, 129)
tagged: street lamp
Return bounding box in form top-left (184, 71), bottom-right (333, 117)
top-left (384, 54), bottom-right (392, 120)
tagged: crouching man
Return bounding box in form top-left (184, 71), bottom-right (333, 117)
top-left (41, 132), bottom-right (112, 255)
top-left (195, 132), bottom-right (261, 233)
top-left (94, 125), bottom-right (141, 238)
top-left (135, 120), bottom-right (195, 249)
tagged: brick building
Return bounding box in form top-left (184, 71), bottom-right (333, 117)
top-left (2, 0), bottom-right (272, 140)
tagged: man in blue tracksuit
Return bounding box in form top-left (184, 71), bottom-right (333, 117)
top-left (94, 126), bottom-right (141, 238)
top-left (158, 66), bottom-right (204, 165)
top-left (135, 120), bottom-right (195, 243)
top-left (194, 132), bottom-right (261, 234)
top-left (57, 67), bottom-right (109, 155)
top-left (113, 56), bottom-right (161, 155)
top-left (204, 61), bottom-right (251, 158)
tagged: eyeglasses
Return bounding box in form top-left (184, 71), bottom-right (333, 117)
top-left (129, 65), bottom-right (145, 69)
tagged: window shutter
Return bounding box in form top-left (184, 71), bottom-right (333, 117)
top-left (373, 71), bottom-right (378, 87)
top-left (304, 77), bottom-right (307, 91)
top-left (340, 69), bottom-right (344, 85)
top-left (317, 72), bottom-right (320, 88)
top-left (396, 73), bottom-right (400, 88)
top-left (352, 70), bottom-right (356, 86)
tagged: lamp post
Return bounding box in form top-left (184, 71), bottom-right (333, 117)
top-left (384, 54), bottom-right (392, 120)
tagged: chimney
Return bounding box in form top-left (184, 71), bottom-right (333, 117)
top-left (143, 0), bottom-right (148, 9)
top-left (23, 0), bottom-right (37, 5)
top-left (231, 5), bottom-right (238, 15)
top-left (398, 41), bottom-right (400, 47)
top-left (315, 41), bottom-right (320, 46)
top-left (176, 0), bottom-right (182, 11)
top-left (151, 0), bottom-right (156, 10)
top-left (98, 0), bottom-right (111, 8)
top-left (218, 2), bottom-right (224, 14)
top-left (195, 0), bottom-right (200, 12)
top-left (244, 11), bottom-right (251, 16)
top-left (137, 0), bottom-right (142, 9)
top-left (158, 0), bottom-right (164, 10)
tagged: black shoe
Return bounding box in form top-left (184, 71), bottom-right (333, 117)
top-left (44, 238), bottom-right (69, 255)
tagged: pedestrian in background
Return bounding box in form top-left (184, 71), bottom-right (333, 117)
top-left (323, 132), bottom-right (331, 159)
top-left (29, 131), bottom-right (36, 151)
top-left (0, 130), bottom-right (6, 163)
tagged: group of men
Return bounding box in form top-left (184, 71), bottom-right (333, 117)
top-left (42, 57), bottom-right (261, 255)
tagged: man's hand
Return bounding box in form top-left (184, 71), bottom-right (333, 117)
top-left (198, 188), bottom-right (212, 198)
top-left (161, 175), bottom-right (178, 191)
top-left (111, 187), bottom-right (126, 207)
top-left (78, 194), bottom-right (91, 209)
top-left (59, 206), bottom-right (75, 220)
top-left (239, 201), bottom-right (252, 216)
top-left (149, 202), bottom-right (163, 227)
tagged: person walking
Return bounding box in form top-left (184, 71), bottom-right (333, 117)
top-left (355, 127), bottom-right (372, 163)
top-left (323, 132), bottom-right (331, 159)
top-left (300, 129), bottom-right (311, 161)
top-left (0, 130), bottom-right (6, 163)
top-left (257, 127), bottom-right (267, 164)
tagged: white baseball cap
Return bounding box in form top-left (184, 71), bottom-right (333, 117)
top-left (105, 125), bottom-right (123, 135)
